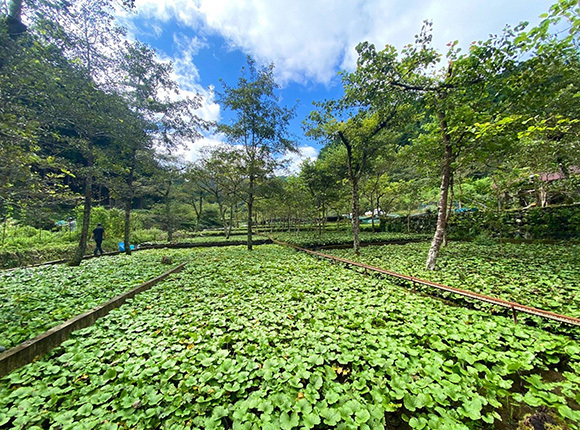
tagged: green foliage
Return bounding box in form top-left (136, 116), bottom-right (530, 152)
top-left (0, 210), bottom-right (175, 268)
top-left (327, 241), bottom-right (580, 333)
top-left (0, 249), bottom-right (188, 349)
top-left (167, 235), bottom-right (249, 245)
top-left (471, 232), bottom-right (495, 246)
top-left (0, 246), bottom-right (579, 428)
top-left (271, 231), bottom-right (430, 248)
top-left (73, 206), bottom-right (125, 238)
top-left (218, 57), bottom-right (297, 159)
top-left (381, 204), bottom-right (580, 240)
top-left (0, 243), bottom-right (77, 270)
top-left (131, 228), bottom-right (166, 244)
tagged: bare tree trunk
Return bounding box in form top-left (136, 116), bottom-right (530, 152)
top-left (227, 205), bottom-right (234, 239)
top-left (70, 145), bottom-right (93, 266)
top-left (247, 175), bottom-right (254, 251)
top-left (351, 177), bottom-right (361, 256)
top-left (340, 131), bottom-right (362, 256)
top-left (375, 195), bottom-right (382, 232)
top-left (1, 217), bottom-right (7, 245)
top-left (538, 186), bottom-right (548, 208)
top-left (165, 182), bottom-right (173, 242)
top-left (218, 202), bottom-right (227, 237)
top-left (194, 194), bottom-right (203, 231)
top-left (70, 177), bottom-right (92, 266)
top-left (123, 161), bottom-right (134, 255)
top-left (124, 201), bottom-right (131, 255)
top-left (370, 193), bottom-right (376, 232)
top-left (426, 110), bottom-right (453, 270)
top-left (316, 206), bottom-right (324, 237)
top-left (442, 173), bottom-right (454, 247)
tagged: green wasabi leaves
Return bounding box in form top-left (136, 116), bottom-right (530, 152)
top-left (0, 245), bottom-right (578, 429)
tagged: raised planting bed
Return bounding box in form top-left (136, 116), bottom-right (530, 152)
top-left (1, 245), bottom-right (579, 429)
top-left (324, 241), bottom-right (580, 334)
top-left (0, 263), bottom-right (186, 377)
top-left (140, 238), bottom-right (272, 249)
top-left (268, 231), bottom-right (431, 249)
top-left (0, 249), bottom-right (191, 350)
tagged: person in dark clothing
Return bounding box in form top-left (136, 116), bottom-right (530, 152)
top-left (92, 223), bottom-right (105, 256)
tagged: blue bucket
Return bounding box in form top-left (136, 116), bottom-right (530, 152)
top-left (118, 242), bottom-right (135, 252)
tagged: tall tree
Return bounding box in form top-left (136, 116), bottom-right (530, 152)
top-left (306, 110), bottom-right (398, 254)
top-left (192, 146), bottom-right (244, 237)
top-left (299, 158), bottom-right (341, 236)
top-left (351, 22), bottom-right (515, 268)
top-left (112, 41), bottom-right (207, 253)
top-left (23, 0), bottom-right (134, 265)
top-left (218, 57), bottom-right (297, 250)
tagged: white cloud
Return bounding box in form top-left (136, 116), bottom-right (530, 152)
top-left (277, 145), bottom-right (319, 175)
top-left (178, 140), bottom-right (319, 173)
top-left (114, 30), bottom-right (222, 162)
top-left (130, 0), bottom-right (552, 85)
top-left (122, 0), bottom-right (553, 167)
top-left (174, 134), bottom-right (227, 162)
top-left (149, 33), bottom-right (221, 153)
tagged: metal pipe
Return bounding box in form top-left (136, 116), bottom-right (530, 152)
top-left (272, 239), bottom-right (580, 327)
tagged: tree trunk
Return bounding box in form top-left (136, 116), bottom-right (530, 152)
top-left (194, 194), bottom-right (203, 231)
top-left (7, 0), bottom-right (26, 38)
top-left (69, 143), bottom-right (93, 266)
top-left (538, 185), bottom-right (548, 208)
top-left (123, 162), bottom-right (134, 255)
top-left (375, 198), bottom-right (380, 231)
top-left (370, 194), bottom-right (376, 233)
top-left (227, 205), bottom-right (234, 239)
top-left (442, 173), bottom-right (454, 247)
top-left (247, 175), bottom-right (254, 251)
top-left (219, 202), bottom-right (228, 237)
top-left (317, 203), bottom-right (323, 237)
top-left (70, 175), bottom-right (92, 266)
top-left (351, 177), bottom-right (361, 256)
top-left (165, 182), bottom-right (173, 242)
top-left (124, 201), bottom-right (131, 255)
top-left (340, 131), bottom-right (362, 256)
top-left (426, 111), bottom-right (453, 270)
top-left (1, 217), bottom-right (7, 245)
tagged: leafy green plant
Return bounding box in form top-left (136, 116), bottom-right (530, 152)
top-left (0, 249), bottom-right (189, 349)
top-left (326, 241), bottom-right (580, 334)
top-left (269, 231), bottom-right (430, 248)
top-left (1, 245), bottom-right (579, 429)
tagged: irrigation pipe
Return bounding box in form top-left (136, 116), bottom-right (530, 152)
top-left (272, 239), bottom-right (580, 328)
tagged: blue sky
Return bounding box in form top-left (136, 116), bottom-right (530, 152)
top-left (118, 0), bottom-right (554, 172)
